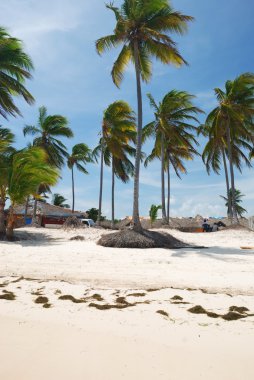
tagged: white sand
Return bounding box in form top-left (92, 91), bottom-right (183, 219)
top-left (0, 227), bottom-right (254, 380)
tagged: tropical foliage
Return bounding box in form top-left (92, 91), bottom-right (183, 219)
top-left (96, 0), bottom-right (193, 231)
top-left (94, 101), bottom-right (136, 227)
top-left (221, 189), bottom-right (247, 218)
top-left (0, 27), bottom-right (34, 119)
top-left (201, 73), bottom-right (254, 222)
top-left (23, 106), bottom-right (73, 168)
top-left (68, 143), bottom-right (94, 213)
top-left (6, 148), bottom-right (59, 239)
top-left (144, 91), bottom-right (201, 223)
top-left (149, 204), bottom-right (162, 227)
top-left (52, 193), bottom-right (70, 208)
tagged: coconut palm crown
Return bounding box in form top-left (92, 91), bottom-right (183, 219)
top-left (23, 106), bottom-right (73, 168)
top-left (0, 27), bottom-right (34, 119)
top-left (96, 0), bottom-right (193, 231)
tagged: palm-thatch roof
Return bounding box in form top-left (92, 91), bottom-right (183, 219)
top-left (97, 229), bottom-right (190, 249)
top-left (11, 201), bottom-right (86, 217)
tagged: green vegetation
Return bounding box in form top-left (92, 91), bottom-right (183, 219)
top-left (96, 0), bottom-right (193, 231)
top-left (149, 204), bottom-right (162, 227)
top-left (52, 193), bottom-right (70, 209)
top-left (221, 189), bottom-right (247, 218)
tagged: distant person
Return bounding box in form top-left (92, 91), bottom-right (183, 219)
top-left (202, 219), bottom-right (210, 232)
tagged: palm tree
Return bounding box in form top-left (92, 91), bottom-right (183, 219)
top-left (23, 106), bottom-right (73, 222)
top-left (0, 127), bottom-right (15, 238)
top-left (67, 143), bottom-right (94, 213)
top-left (96, 0), bottom-right (193, 231)
top-left (94, 101), bottom-right (136, 227)
top-left (6, 147), bottom-right (59, 240)
top-left (52, 193), bottom-right (70, 208)
top-left (203, 73), bottom-right (254, 223)
top-left (23, 106), bottom-right (73, 168)
top-left (149, 204), bottom-right (162, 228)
top-left (0, 27), bottom-right (34, 119)
top-left (201, 128), bottom-right (252, 219)
top-left (221, 189), bottom-right (247, 218)
top-left (144, 91), bottom-right (201, 223)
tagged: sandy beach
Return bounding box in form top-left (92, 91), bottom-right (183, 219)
top-left (0, 227), bottom-right (254, 379)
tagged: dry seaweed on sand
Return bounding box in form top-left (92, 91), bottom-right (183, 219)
top-left (43, 303), bottom-right (52, 308)
top-left (188, 305), bottom-right (208, 314)
top-left (222, 312), bottom-right (248, 321)
top-left (229, 306), bottom-right (249, 314)
top-left (97, 229), bottom-right (190, 249)
top-left (70, 235), bottom-right (85, 241)
top-left (0, 291), bottom-right (16, 300)
top-left (127, 292), bottom-right (146, 297)
top-left (34, 296), bottom-right (49, 304)
top-left (58, 295), bottom-right (86, 303)
top-left (88, 302), bottom-right (133, 310)
top-left (62, 216), bottom-right (83, 230)
top-left (156, 310), bottom-right (169, 317)
top-left (171, 295), bottom-right (183, 301)
top-left (90, 293), bottom-right (104, 301)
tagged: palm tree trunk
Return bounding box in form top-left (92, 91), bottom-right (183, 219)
top-left (6, 205), bottom-right (15, 241)
top-left (24, 196), bottom-right (29, 224)
top-left (161, 134), bottom-right (167, 224)
top-left (132, 39), bottom-right (143, 232)
top-left (71, 166), bottom-right (75, 213)
top-left (222, 148), bottom-right (232, 221)
top-left (32, 197), bottom-right (38, 225)
top-left (226, 121), bottom-right (238, 223)
top-left (98, 139), bottom-right (104, 225)
top-left (111, 159), bottom-right (115, 229)
top-left (0, 197), bottom-right (6, 239)
top-left (167, 157), bottom-right (170, 223)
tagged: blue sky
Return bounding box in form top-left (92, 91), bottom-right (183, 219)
top-left (0, 0), bottom-right (254, 218)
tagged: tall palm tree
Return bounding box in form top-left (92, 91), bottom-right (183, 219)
top-left (52, 193), bottom-right (70, 208)
top-left (23, 106), bottom-right (73, 222)
top-left (96, 0), bottom-right (193, 231)
top-left (0, 127), bottom-right (15, 238)
top-left (94, 101), bottom-right (136, 227)
top-left (202, 73), bottom-right (254, 223)
top-left (6, 147), bottom-right (59, 240)
top-left (144, 91), bottom-right (201, 223)
top-left (0, 27), bottom-right (34, 119)
top-left (67, 143), bottom-right (94, 213)
top-left (201, 127), bottom-right (252, 219)
top-left (23, 106), bottom-right (73, 168)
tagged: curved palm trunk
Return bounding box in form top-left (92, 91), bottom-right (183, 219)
top-left (167, 157), bottom-right (170, 223)
top-left (98, 141), bottom-right (104, 225)
top-left (6, 205), bottom-right (15, 241)
top-left (24, 196), bottom-right (30, 224)
top-left (161, 134), bottom-right (167, 224)
top-left (226, 122), bottom-right (238, 223)
top-left (0, 197), bottom-right (6, 239)
top-left (32, 197), bottom-right (38, 225)
top-left (71, 166), bottom-right (75, 213)
top-left (132, 39), bottom-right (143, 232)
top-left (111, 159), bottom-right (115, 229)
top-left (222, 148), bottom-right (232, 221)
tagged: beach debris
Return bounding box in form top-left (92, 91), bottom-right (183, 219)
top-left (62, 216), bottom-right (83, 230)
top-left (188, 305), bottom-right (207, 314)
top-left (0, 290), bottom-right (16, 300)
top-left (156, 310), bottom-right (169, 317)
top-left (171, 295), bottom-right (183, 301)
top-left (221, 312), bottom-right (247, 321)
top-left (58, 295), bottom-right (86, 303)
top-left (34, 296), bottom-right (49, 304)
top-left (229, 306), bottom-right (249, 314)
top-left (70, 235), bottom-right (85, 241)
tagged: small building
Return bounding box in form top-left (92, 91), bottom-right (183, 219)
top-left (11, 201), bottom-right (87, 228)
